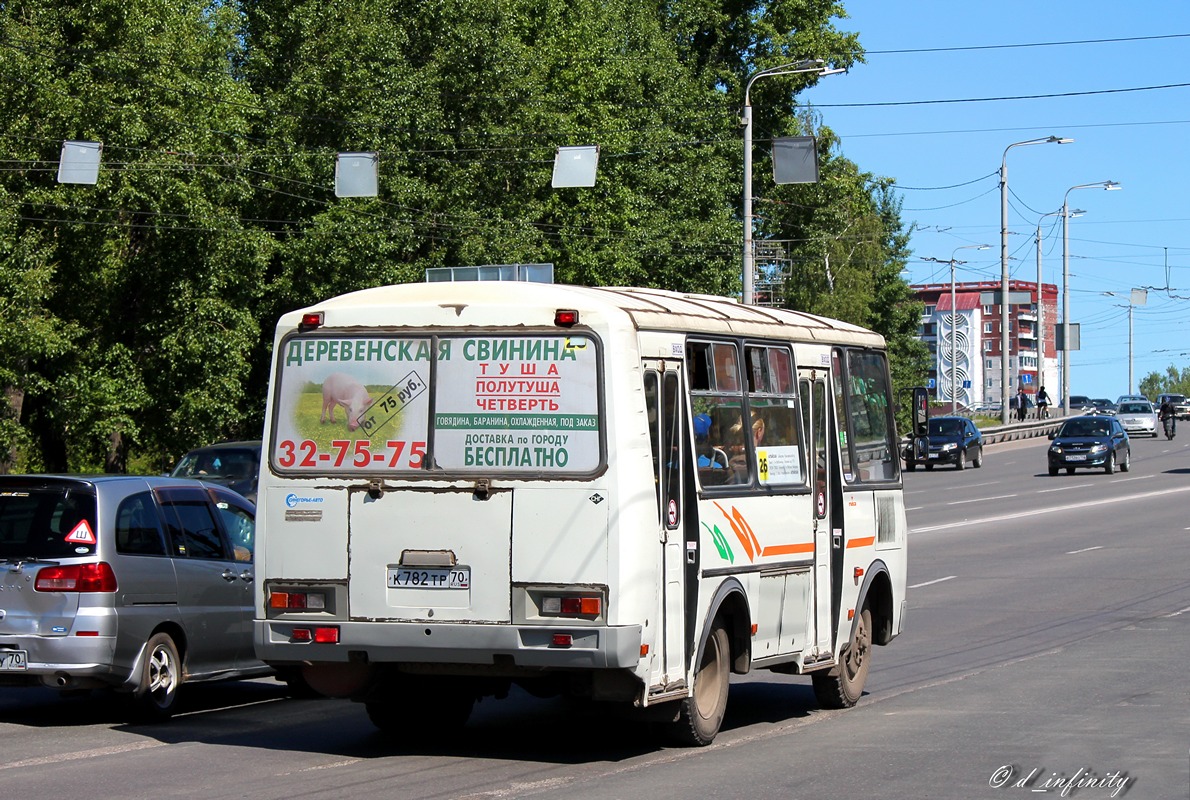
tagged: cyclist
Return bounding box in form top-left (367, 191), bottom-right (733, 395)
top-left (1035, 386), bottom-right (1050, 419)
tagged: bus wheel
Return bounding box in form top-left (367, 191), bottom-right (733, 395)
top-left (671, 623), bottom-right (731, 746)
top-left (365, 678), bottom-right (474, 740)
top-left (812, 607), bottom-right (872, 709)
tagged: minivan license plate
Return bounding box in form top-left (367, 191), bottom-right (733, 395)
top-left (0, 651), bottom-right (27, 671)
top-left (387, 567), bottom-right (470, 590)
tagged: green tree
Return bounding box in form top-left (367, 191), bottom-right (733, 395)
top-left (0, 0), bottom-right (269, 470)
top-left (1139, 365), bottom-right (1190, 400)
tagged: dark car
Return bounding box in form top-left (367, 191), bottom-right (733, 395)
top-left (1066, 395), bottom-right (1093, 411)
top-left (0, 475), bottom-right (271, 718)
top-left (170, 440), bottom-right (261, 503)
top-left (904, 416), bottom-right (983, 471)
top-left (1047, 416), bottom-right (1131, 475)
top-left (1086, 398), bottom-right (1117, 415)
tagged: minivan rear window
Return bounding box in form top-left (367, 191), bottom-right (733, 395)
top-left (0, 487), bottom-right (99, 559)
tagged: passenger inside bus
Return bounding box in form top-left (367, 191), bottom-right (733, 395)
top-left (728, 412), bottom-right (764, 480)
top-left (693, 413), bottom-right (729, 471)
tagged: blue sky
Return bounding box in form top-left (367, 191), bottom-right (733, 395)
top-left (800, 2), bottom-right (1190, 401)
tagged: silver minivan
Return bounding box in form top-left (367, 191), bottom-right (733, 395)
top-left (0, 475), bottom-right (272, 718)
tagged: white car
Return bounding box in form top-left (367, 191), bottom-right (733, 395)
top-left (1116, 401), bottom-right (1158, 437)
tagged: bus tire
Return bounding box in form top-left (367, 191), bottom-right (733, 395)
top-left (365, 678), bottom-right (474, 740)
top-left (671, 623), bottom-right (731, 746)
top-left (812, 606), bottom-right (872, 709)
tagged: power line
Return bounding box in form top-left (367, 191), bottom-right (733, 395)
top-left (859, 33), bottom-right (1190, 56)
top-left (812, 82), bottom-right (1190, 109)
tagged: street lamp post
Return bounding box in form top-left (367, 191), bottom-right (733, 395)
top-left (1103, 289), bottom-right (1146, 393)
top-left (742, 60), bottom-right (844, 305)
top-left (1061, 181), bottom-right (1122, 408)
top-left (923, 244), bottom-right (990, 413)
top-left (999, 136), bottom-right (1073, 424)
top-left (1035, 209), bottom-right (1080, 402)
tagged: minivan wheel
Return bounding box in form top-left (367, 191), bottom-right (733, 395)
top-left (133, 632), bottom-right (181, 720)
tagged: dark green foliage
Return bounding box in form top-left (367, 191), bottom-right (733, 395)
top-left (0, 0), bottom-right (924, 469)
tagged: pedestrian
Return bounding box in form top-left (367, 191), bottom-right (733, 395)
top-left (1035, 386), bottom-right (1050, 419)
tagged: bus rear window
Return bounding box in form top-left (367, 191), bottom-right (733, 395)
top-left (271, 334), bottom-right (601, 474)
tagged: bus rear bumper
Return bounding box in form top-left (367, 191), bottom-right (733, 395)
top-left (255, 620), bottom-right (644, 671)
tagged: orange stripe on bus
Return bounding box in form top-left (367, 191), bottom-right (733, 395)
top-left (761, 543), bottom-right (815, 556)
top-left (846, 536), bottom-right (876, 549)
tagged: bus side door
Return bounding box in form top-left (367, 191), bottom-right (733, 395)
top-left (798, 370), bottom-right (835, 658)
top-left (643, 364), bottom-right (687, 689)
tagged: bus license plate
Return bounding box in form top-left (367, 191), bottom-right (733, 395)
top-left (387, 567), bottom-right (470, 590)
top-left (0, 651), bottom-right (27, 671)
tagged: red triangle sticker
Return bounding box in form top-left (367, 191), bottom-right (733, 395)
top-left (65, 520), bottom-right (97, 544)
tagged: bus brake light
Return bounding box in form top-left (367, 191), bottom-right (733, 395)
top-left (299, 312), bottom-right (324, 331)
top-left (313, 627), bottom-right (340, 644)
top-left (554, 309), bottom-right (579, 327)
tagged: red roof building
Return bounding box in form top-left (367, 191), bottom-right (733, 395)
top-left (910, 279), bottom-right (1059, 408)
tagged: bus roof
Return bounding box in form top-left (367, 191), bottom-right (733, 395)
top-left (282, 282), bottom-right (887, 348)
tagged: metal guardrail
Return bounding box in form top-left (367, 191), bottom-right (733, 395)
top-left (901, 414), bottom-right (1063, 452)
top-left (979, 418), bottom-right (1062, 445)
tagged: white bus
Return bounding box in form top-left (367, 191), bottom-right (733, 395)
top-left (254, 281), bottom-right (907, 745)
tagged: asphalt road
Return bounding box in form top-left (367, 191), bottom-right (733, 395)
top-left (2, 434), bottom-right (1187, 799)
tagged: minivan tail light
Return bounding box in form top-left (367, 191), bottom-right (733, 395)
top-left (35, 562), bottom-right (118, 593)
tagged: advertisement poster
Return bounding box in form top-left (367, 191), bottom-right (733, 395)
top-left (272, 334), bottom-right (600, 473)
top-left (433, 335), bottom-right (600, 472)
top-left (272, 336), bottom-right (434, 471)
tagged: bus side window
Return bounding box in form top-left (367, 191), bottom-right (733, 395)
top-left (661, 372), bottom-right (682, 528)
top-left (644, 372), bottom-right (662, 519)
top-left (688, 340), bottom-right (751, 487)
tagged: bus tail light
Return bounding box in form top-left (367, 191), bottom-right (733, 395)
top-left (542, 595), bottom-right (601, 617)
top-left (313, 627), bottom-right (340, 644)
top-left (299, 312), bottom-right (323, 331)
top-left (554, 309), bottom-right (579, 327)
top-left (35, 562), bottom-right (118, 593)
top-left (270, 590), bottom-right (326, 610)
top-left (551, 633), bottom-right (573, 647)
top-left (290, 627), bottom-right (338, 643)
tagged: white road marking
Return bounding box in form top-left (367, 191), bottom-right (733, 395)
top-left (910, 485), bottom-right (1190, 533)
top-left (909, 575), bottom-right (956, 589)
top-left (946, 494), bottom-right (1017, 506)
top-left (0, 741), bottom-right (166, 771)
top-left (1037, 483), bottom-right (1094, 493)
top-left (1067, 546), bottom-right (1104, 554)
top-left (174, 696), bottom-right (288, 718)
